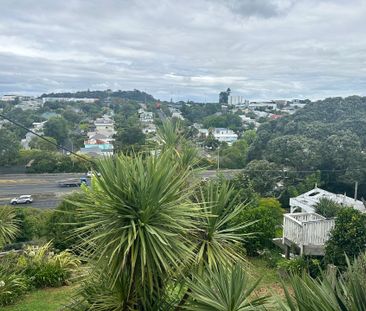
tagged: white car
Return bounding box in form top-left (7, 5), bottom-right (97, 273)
top-left (10, 195), bottom-right (33, 205)
top-left (86, 171), bottom-right (101, 177)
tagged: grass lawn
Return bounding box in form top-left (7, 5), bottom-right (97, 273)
top-left (4, 285), bottom-right (77, 311)
top-left (248, 257), bottom-right (288, 298)
top-left (3, 259), bottom-right (285, 310)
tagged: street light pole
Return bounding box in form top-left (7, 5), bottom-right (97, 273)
top-left (217, 145), bottom-right (220, 171)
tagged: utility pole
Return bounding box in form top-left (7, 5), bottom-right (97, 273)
top-left (217, 145), bottom-right (220, 171)
top-left (354, 181), bottom-right (358, 201)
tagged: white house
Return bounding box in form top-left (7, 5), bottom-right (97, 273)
top-left (172, 112), bottom-right (184, 120)
top-left (213, 128), bottom-right (238, 144)
top-left (139, 111), bottom-right (154, 123)
top-left (279, 187), bottom-right (366, 257)
top-left (198, 128), bottom-right (238, 144)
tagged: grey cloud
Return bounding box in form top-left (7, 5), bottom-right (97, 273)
top-left (220, 0), bottom-right (296, 18)
top-left (0, 0), bottom-right (365, 101)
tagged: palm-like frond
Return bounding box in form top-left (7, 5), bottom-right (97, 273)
top-left (156, 119), bottom-right (183, 150)
top-left (185, 264), bottom-right (268, 311)
top-left (0, 206), bottom-right (19, 247)
top-left (71, 150), bottom-right (198, 306)
top-left (194, 181), bottom-right (255, 271)
top-left (279, 254), bottom-right (366, 311)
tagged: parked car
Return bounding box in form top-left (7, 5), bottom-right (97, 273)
top-left (10, 195), bottom-right (33, 205)
top-left (86, 171), bottom-right (101, 177)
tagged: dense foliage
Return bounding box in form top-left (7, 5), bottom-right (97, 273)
top-left (325, 208), bottom-right (366, 268)
top-left (248, 96), bottom-right (366, 198)
top-left (41, 89), bottom-right (156, 102)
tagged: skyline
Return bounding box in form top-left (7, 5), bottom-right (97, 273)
top-left (0, 0), bottom-right (365, 102)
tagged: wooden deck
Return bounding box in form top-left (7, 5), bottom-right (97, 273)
top-left (282, 212), bottom-right (335, 256)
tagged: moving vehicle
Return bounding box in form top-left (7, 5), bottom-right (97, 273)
top-left (10, 195), bottom-right (33, 205)
top-left (58, 176), bottom-right (91, 187)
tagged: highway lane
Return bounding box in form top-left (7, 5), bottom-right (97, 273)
top-left (0, 170), bottom-right (242, 208)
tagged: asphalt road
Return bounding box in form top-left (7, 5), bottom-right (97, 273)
top-left (0, 173), bottom-right (83, 208)
top-left (0, 170), bottom-right (242, 208)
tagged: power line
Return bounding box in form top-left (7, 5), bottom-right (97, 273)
top-left (0, 113), bottom-right (94, 164)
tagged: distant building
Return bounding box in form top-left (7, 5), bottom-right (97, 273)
top-left (1, 95), bottom-right (18, 102)
top-left (248, 101), bottom-right (277, 110)
top-left (15, 98), bottom-right (42, 110)
top-left (172, 112), bottom-right (184, 120)
top-left (20, 121), bottom-right (47, 149)
top-left (198, 128), bottom-right (238, 144)
top-left (142, 124), bottom-right (157, 134)
top-left (139, 111), bottom-right (154, 123)
top-left (80, 114), bottom-right (115, 157)
top-left (228, 96), bottom-right (248, 107)
top-left (42, 97), bottom-right (98, 104)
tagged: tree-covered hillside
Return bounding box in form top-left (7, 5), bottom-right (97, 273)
top-left (41, 89), bottom-right (156, 102)
top-left (248, 96), bottom-right (366, 198)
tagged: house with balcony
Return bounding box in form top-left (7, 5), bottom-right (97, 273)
top-left (277, 187), bottom-right (365, 257)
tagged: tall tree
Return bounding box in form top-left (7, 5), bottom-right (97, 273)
top-left (44, 116), bottom-right (69, 145)
top-left (0, 129), bottom-right (21, 166)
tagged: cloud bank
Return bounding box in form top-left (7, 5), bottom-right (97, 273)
top-left (0, 0), bottom-right (365, 101)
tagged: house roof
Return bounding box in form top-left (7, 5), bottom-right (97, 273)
top-left (290, 187), bottom-right (365, 213)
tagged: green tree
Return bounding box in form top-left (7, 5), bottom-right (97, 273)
top-left (46, 192), bottom-right (85, 251)
top-left (44, 116), bottom-right (69, 145)
top-left (325, 208), bottom-right (366, 268)
top-left (67, 150), bottom-right (255, 309)
top-left (113, 127), bottom-right (146, 153)
top-left (244, 160), bottom-right (282, 196)
top-left (0, 129), bottom-right (21, 166)
top-left (239, 198), bottom-right (284, 256)
top-left (29, 136), bottom-right (58, 151)
top-left (219, 139), bottom-right (248, 169)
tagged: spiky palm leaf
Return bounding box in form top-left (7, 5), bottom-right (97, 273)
top-left (279, 255), bottom-right (366, 311)
top-left (72, 150), bottom-right (198, 308)
top-left (185, 264), bottom-right (268, 311)
top-left (0, 206), bottom-right (19, 247)
top-left (156, 119), bottom-right (183, 150)
top-left (194, 181), bottom-right (255, 271)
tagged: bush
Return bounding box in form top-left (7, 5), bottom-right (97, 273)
top-left (277, 257), bottom-right (321, 278)
top-left (46, 192), bottom-right (86, 251)
top-left (14, 207), bottom-right (52, 243)
top-left (18, 242), bottom-right (80, 288)
top-left (314, 198), bottom-right (341, 218)
top-left (239, 198), bottom-right (284, 256)
top-left (0, 267), bottom-right (27, 307)
top-left (325, 208), bottom-right (366, 269)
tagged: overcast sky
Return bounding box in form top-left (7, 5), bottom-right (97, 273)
top-left (0, 0), bottom-right (365, 102)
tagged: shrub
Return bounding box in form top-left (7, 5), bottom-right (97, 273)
top-left (277, 257), bottom-right (321, 278)
top-left (325, 208), bottom-right (366, 269)
top-left (46, 192), bottom-right (86, 251)
top-left (14, 207), bottom-right (52, 243)
top-left (0, 267), bottom-right (27, 307)
top-left (0, 206), bottom-right (19, 249)
top-left (314, 198), bottom-right (342, 218)
top-left (18, 242), bottom-right (80, 288)
top-left (239, 197), bottom-right (284, 256)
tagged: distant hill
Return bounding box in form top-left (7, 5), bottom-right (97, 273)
top-left (248, 95), bottom-right (366, 197)
top-left (41, 89), bottom-right (156, 102)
